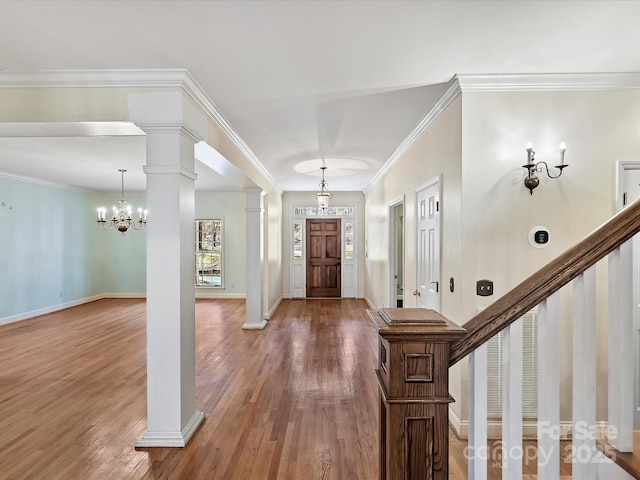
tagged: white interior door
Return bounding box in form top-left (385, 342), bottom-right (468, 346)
top-left (618, 163), bottom-right (640, 428)
top-left (415, 178), bottom-right (442, 311)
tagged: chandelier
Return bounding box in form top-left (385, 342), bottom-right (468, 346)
top-left (96, 169), bottom-right (147, 235)
top-left (316, 166), bottom-right (332, 209)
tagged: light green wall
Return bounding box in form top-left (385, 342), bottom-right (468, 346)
top-left (98, 191), bottom-right (147, 295)
top-left (0, 176), bottom-right (104, 322)
top-left (0, 176), bottom-right (254, 323)
top-left (0, 82), bottom-right (284, 318)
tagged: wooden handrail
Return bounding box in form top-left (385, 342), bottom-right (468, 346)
top-left (449, 198), bottom-right (640, 366)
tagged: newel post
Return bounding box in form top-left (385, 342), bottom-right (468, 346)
top-left (367, 308), bottom-right (466, 480)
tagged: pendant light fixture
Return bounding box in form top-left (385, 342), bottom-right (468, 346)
top-left (316, 166), bottom-right (332, 209)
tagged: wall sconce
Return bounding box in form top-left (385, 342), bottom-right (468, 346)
top-left (0, 201), bottom-right (13, 216)
top-left (522, 142), bottom-right (567, 195)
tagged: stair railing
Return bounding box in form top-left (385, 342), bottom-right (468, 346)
top-left (450, 198), bottom-right (640, 479)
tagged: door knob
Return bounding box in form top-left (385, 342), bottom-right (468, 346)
top-left (413, 290), bottom-right (421, 296)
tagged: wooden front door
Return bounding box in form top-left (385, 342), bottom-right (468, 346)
top-left (306, 218), bottom-right (341, 297)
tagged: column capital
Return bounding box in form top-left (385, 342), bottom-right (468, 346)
top-left (128, 91), bottom-right (208, 143)
top-left (135, 123), bottom-right (203, 144)
top-left (143, 165), bottom-right (198, 181)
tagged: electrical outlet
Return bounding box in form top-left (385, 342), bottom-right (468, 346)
top-left (476, 279), bottom-right (493, 296)
top-left (231, 282), bottom-right (235, 289)
top-left (58, 291), bottom-right (64, 298)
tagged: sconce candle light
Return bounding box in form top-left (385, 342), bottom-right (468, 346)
top-left (522, 142), bottom-right (568, 195)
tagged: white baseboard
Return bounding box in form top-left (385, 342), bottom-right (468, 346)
top-left (103, 292), bottom-right (146, 298)
top-left (0, 294), bottom-right (105, 326)
top-left (450, 411), bottom-right (582, 440)
top-left (449, 406), bottom-right (464, 437)
top-left (135, 411), bottom-right (205, 448)
top-left (264, 295), bottom-right (283, 320)
top-left (452, 418), bottom-right (549, 439)
top-left (242, 319), bottom-right (268, 330)
top-left (195, 291), bottom-right (245, 299)
top-left (363, 295), bottom-right (376, 310)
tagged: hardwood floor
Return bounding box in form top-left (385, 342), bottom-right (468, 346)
top-left (0, 298), bottom-right (583, 479)
top-left (0, 298), bottom-right (380, 479)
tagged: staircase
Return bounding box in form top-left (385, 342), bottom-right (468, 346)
top-left (448, 198), bottom-right (640, 479)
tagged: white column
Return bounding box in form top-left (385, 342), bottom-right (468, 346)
top-left (469, 343), bottom-right (488, 480)
top-left (537, 294), bottom-right (560, 480)
top-left (608, 241), bottom-right (634, 452)
top-left (243, 187), bottom-right (266, 329)
top-left (129, 92), bottom-right (205, 447)
top-left (502, 320), bottom-right (523, 480)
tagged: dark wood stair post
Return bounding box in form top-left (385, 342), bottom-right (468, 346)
top-left (368, 308), bottom-right (466, 480)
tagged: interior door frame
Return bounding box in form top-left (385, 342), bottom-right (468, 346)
top-left (414, 175), bottom-right (442, 311)
top-left (615, 160), bottom-right (640, 428)
top-left (388, 196), bottom-right (405, 308)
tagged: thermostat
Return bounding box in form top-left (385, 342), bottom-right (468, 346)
top-left (529, 226), bottom-right (550, 248)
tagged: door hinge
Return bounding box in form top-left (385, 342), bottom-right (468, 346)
top-left (623, 192), bottom-right (627, 206)
top-left (436, 201), bottom-right (440, 212)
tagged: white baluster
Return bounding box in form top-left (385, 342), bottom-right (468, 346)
top-left (538, 293), bottom-right (560, 480)
top-left (469, 342), bottom-right (488, 480)
top-left (573, 266), bottom-right (597, 479)
top-left (608, 241), bottom-right (634, 452)
top-left (502, 320), bottom-right (523, 480)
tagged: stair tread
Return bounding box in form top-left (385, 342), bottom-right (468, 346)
top-left (596, 434), bottom-right (640, 480)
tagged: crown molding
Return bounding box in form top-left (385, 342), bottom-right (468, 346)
top-left (178, 72), bottom-right (279, 189)
top-left (0, 69), bottom-right (277, 189)
top-left (369, 76), bottom-right (461, 188)
top-left (456, 72), bottom-right (640, 91)
top-left (0, 169), bottom-right (94, 193)
top-left (368, 72), bottom-right (640, 190)
top-left (0, 69), bottom-right (191, 88)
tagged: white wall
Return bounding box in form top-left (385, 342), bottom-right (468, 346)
top-left (461, 88), bottom-right (640, 424)
top-left (195, 191), bottom-right (247, 297)
top-left (265, 191), bottom-right (283, 316)
top-left (281, 191), bottom-right (366, 298)
top-left (365, 83), bottom-right (640, 431)
top-left (364, 94), bottom-right (464, 416)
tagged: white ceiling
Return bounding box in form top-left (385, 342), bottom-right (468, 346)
top-left (0, 0), bottom-right (639, 193)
